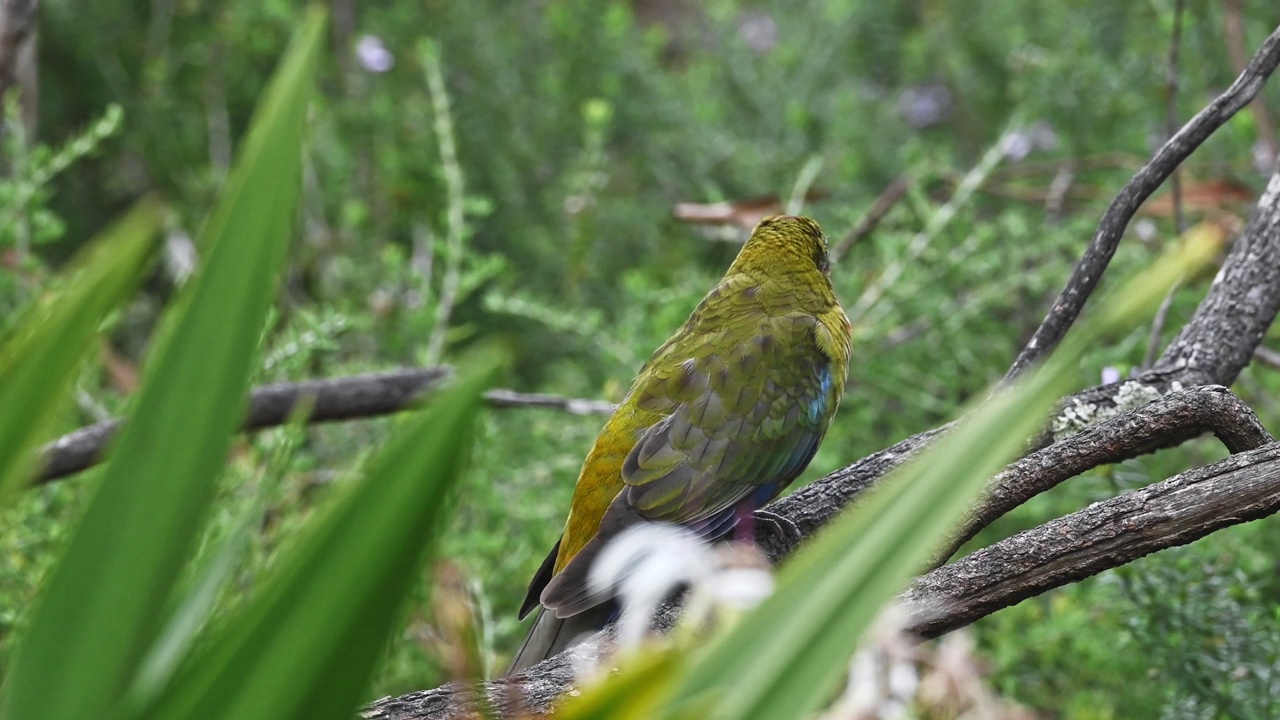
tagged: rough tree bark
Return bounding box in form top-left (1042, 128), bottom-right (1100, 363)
top-left (362, 26), bottom-right (1280, 720)
top-left (1002, 24), bottom-right (1280, 382)
top-left (36, 369), bottom-right (613, 483)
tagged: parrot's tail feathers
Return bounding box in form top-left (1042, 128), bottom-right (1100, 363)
top-left (520, 539), bottom-right (561, 620)
top-left (539, 535), bottom-right (612, 618)
top-left (508, 605), bottom-right (611, 675)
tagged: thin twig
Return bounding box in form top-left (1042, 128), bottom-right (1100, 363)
top-left (992, 152), bottom-right (1144, 178)
top-left (1143, 283), bottom-right (1181, 369)
top-left (36, 368), bottom-right (614, 484)
top-left (784, 155), bottom-right (824, 216)
top-left (0, 0), bottom-right (36, 105)
top-left (830, 174), bottom-right (910, 263)
top-left (1254, 345), bottom-right (1280, 370)
top-left (1043, 164), bottom-right (1075, 222)
top-left (848, 121), bottom-right (1020, 324)
top-left (1002, 23), bottom-right (1280, 385)
top-left (481, 389), bottom-right (615, 416)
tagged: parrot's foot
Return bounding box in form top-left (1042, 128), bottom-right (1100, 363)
top-left (751, 509), bottom-right (803, 553)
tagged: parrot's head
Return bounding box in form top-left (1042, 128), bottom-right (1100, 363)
top-left (730, 215), bottom-right (831, 279)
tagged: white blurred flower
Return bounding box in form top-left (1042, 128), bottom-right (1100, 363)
top-left (1002, 132), bottom-right (1033, 162)
top-left (897, 84), bottom-right (953, 129)
top-left (821, 607), bottom-right (1032, 720)
top-left (1134, 218), bottom-right (1159, 242)
top-left (590, 524), bottom-right (715, 648)
top-left (1000, 121), bottom-right (1058, 162)
top-left (589, 524), bottom-right (774, 650)
top-left (738, 12), bottom-right (778, 53)
top-left (355, 35), bottom-right (394, 73)
top-left (1101, 366), bottom-right (1121, 385)
top-left (1253, 140), bottom-right (1277, 176)
top-left (163, 229), bottom-right (197, 284)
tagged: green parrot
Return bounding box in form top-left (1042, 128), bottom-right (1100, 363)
top-left (510, 215), bottom-right (852, 672)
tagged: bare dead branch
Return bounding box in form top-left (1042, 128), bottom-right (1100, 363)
top-left (758, 424), bottom-right (953, 552)
top-left (1142, 282), bottom-right (1180, 369)
top-left (1254, 345), bottom-right (1280, 370)
top-left (904, 442), bottom-right (1280, 638)
top-left (0, 0), bottom-right (36, 104)
top-left (830, 174), bottom-right (911, 263)
top-left (938, 384), bottom-right (1272, 562)
top-left (36, 368), bottom-right (613, 483)
top-left (1152, 171), bottom-right (1280, 386)
top-left (481, 389), bottom-right (615, 416)
top-left (38, 368), bottom-right (449, 483)
top-left (1002, 23), bottom-right (1280, 384)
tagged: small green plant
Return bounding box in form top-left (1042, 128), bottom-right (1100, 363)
top-left (0, 11), bottom-right (499, 720)
top-left (0, 99), bottom-right (123, 320)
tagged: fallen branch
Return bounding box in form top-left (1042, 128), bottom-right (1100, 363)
top-left (1152, 171), bottom-right (1280, 386)
top-left (37, 368), bottom-right (613, 483)
top-left (904, 442), bottom-right (1280, 637)
top-left (938, 384), bottom-right (1272, 562)
top-left (481, 389), bottom-right (615, 416)
top-left (0, 0), bottom-right (36, 105)
top-left (1002, 23), bottom-right (1280, 383)
top-left (1254, 345), bottom-right (1280, 370)
top-left (830, 174), bottom-right (910, 263)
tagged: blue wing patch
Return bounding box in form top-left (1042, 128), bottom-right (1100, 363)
top-left (807, 363), bottom-right (833, 424)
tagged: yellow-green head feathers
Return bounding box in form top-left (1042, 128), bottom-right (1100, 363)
top-left (728, 215), bottom-right (832, 278)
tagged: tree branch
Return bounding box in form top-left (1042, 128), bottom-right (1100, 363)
top-left (830, 174), bottom-right (911, 263)
top-left (36, 368), bottom-right (614, 483)
top-left (0, 0), bottom-right (36, 104)
top-left (1002, 23), bottom-right (1280, 383)
top-left (903, 442), bottom-right (1280, 638)
top-left (937, 384), bottom-right (1272, 562)
top-left (1152, 170), bottom-right (1280, 386)
top-left (481, 389), bottom-right (615, 416)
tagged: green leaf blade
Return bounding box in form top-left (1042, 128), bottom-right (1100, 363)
top-left (143, 361), bottom-right (500, 720)
top-left (0, 11), bottom-right (325, 720)
top-left (0, 198), bottom-right (163, 494)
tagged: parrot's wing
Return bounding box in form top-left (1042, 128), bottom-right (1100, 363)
top-left (621, 312), bottom-right (838, 527)
top-left (541, 312), bottom-right (842, 617)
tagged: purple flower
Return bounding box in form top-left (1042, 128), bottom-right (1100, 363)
top-left (355, 35), bottom-right (394, 73)
top-left (1101, 366), bottom-right (1121, 385)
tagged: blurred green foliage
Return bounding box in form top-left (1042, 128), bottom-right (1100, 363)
top-left (3, 0), bottom-right (1279, 716)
